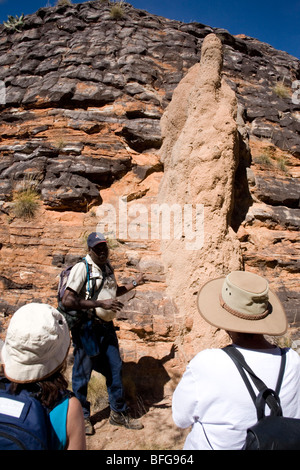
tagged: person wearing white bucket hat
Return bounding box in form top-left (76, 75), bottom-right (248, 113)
top-left (0, 303), bottom-right (86, 450)
top-left (172, 271), bottom-right (300, 450)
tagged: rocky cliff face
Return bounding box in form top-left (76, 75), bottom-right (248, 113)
top-left (0, 2), bottom-right (299, 394)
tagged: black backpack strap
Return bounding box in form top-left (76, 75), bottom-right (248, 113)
top-left (223, 345), bottom-right (257, 404)
top-left (274, 348), bottom-right (286, 396)
top-left (223, 345), bottom-right (285, 419)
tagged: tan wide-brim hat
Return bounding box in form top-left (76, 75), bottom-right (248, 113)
top-left (1, 303), bottom-right (70, 383)
top-left (197, 271), bottom-right (288, 336)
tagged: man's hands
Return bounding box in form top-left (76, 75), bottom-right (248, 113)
top-left (96, 298), bottom-right (124, 312)
top-left (62, 272), bottom-right (146, 313)
top-left (95, 272), bottom-right (146, 312)
top-left (134, 273), bottom-right (145, 286)
top-left (116, 272), bottom-right (146, 297)
top-left (62, 289), bottom-right (124, 312)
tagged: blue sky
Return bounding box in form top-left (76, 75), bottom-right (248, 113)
top-left (0, 0), bottom-right (299, 59)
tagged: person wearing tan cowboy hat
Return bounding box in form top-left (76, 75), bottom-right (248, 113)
top-left (1, 303), bottom-right (86, 450)
top-left (172, 271), bottom-right (300, 450)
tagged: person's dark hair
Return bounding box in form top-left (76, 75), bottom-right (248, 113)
top-left (227, 332), bottom-right (257, 341)
top-left (9, 363), bottom-right (69, 409)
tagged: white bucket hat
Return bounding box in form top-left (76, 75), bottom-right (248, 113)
top-left (1, 303), bottom-right (70, 383)
top-left (197, 271), bottom-right (288, 336)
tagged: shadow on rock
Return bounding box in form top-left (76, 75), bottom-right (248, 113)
top-left (122, 344), bottom-right (177, 416)
top-left (90, 345), bottom-right (177, 425)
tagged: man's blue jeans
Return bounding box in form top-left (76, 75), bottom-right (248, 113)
top-left (71, 320), bottom-right (127, 419)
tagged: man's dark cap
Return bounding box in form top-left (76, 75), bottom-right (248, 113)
top-left (87, 232), bottom-right (107, 248)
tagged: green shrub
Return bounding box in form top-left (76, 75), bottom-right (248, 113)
top-left (56, 0), bottom-right (72, 6)
top-left (87, 373), bottom-right (108, 412)
top-left (110, 2), bottom-right (124, 19)
top-left (3, 14), bottom-right (25, 32)
top-left (276, 157), bottom-right (289, 173)
top-left (255, 154), bottom-right (273, 167)
top-left (272, 82), bottom-right (290, 99)
top-left (12, 187), bottom-right (40, 220)
top-left (255, 146), bottom-right (278, 167)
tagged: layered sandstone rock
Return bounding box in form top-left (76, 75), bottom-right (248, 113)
top-left (237, 141), bottom-right (300, 331)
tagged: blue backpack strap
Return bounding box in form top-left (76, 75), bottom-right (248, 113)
top-left (83, 257), bottom-right (96, 299)
top-left (83, 257), bottom-right (91, 298)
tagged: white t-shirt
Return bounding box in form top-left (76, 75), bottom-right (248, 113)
top-left (66, 254), bottom-right (117, 321)
top-left (172, 346), bottom-right (300, 450)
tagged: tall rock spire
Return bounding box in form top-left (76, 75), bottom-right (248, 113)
top-left (158, 34), bottom-right (243, 354)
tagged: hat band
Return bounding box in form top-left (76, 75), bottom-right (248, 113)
top-left (219, 294), bottom-right (271, 320)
